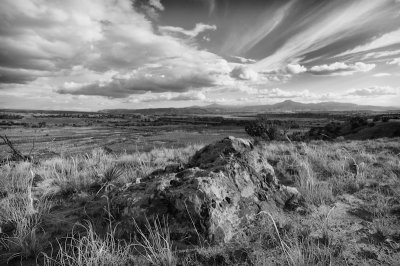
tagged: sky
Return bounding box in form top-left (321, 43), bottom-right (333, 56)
top-left (0, 0), bottom-right (400, 111)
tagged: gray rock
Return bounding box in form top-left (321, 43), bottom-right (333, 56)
top-left (110, 136), bottom-right (301, 244)
top-left (188, 136), bottom-right (254, 169)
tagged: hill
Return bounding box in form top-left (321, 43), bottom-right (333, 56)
top-left (345, 121), bottom-right (400, 140)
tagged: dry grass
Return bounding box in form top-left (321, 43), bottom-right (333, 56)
top-left (133, 217), bottom-right (177, 266)
top-left (0, 162), bottom-right (52, 261)
top-left (1, 138), bottom-right (399, 265)
top-left (42, 223), bottom-right (135, 266)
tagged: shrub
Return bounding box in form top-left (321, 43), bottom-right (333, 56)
top-left (349, 116), bottom-right (368, 129)
top-left (245, 119), bottom-right (282, 141)
top-left (381, 116), bottom-right (390, 122)
top-left (308, 122), bottom-right (341, 140)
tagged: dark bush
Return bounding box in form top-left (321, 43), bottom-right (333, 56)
top-left (349, 116), bottom-right (368, 129)
top-left (287, 131), bottom-right (306, 141)
top-left (373, 116), bottom-right (380, 122)
top-left (245, 119), bottom-right (282, 141)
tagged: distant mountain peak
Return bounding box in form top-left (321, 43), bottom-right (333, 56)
top-left (101, 100), bottom-right (396, 114)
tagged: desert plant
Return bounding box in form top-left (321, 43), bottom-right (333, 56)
top-left (101, 165), bottom-right (124, 183)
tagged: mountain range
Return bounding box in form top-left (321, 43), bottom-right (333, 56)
top-left (102, 100), bottom-right (397, 115)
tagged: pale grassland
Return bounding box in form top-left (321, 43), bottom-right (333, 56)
top-left (1, 138), bottom-right (399, 265)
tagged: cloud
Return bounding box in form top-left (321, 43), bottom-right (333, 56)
top-left (221, 1), bottom-right (294, 55)
top-left (137, 0), bottom-right (165, 20)
top-left (2, 0), bottom-right (399, 110)
top-left (338, 28), bottom-right (400, 57)
top-left (0, 67), bottom-right (49, 84)
top-left (230, 56), bottom-right (257, 64)
top-left (373, 73), bottom-right (391, 77)
top-left (254, 1), bottom-right (387, 71)
top-left (286, 64), bottom-right (307, 74)
top-left (159, 23), bottom-right (216, 38)
top-left (230, 66), bottom-right (258, 81)
top-left (0, 0), bottom-right (234, 98)
top-left (59, 56), bottom-right (233, 98)
top-left (129, 91), bottom-right (207, 103)
top-left (362, 49), bottom-right (400, 59)
top-left (387, 58), bottom-right (400, 66)
top-left (149, 0), bottom-right (164, 11)
top-left (256, 88), bottom-right (314, 99)
top-left (0, 0), bottom-right (134, 81)
top-left (346, 86), bottom-right (398, 96)
top-left (309, 62), bottom-right (375, 76)
top-left (246, 86), bottom-right (399, 103)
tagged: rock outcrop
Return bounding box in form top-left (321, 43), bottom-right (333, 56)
top-left (110, 136), bottom-right (301, 244)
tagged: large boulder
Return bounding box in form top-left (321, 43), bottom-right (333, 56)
top-left (110, 136), bottom-right (300, 244)
top-left (187, 136), bottom-right (254, 169)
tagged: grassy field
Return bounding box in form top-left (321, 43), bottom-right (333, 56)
top-left (1, 136), bottom-right (399, 265)
top-left (0, 125), bottom-right (247, 161)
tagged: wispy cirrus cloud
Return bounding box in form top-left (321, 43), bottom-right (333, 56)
top-left (338, 28), bottom-right (400, 57)
top-left (221, 0), bottom-right (294, 55)
top-left (362, 49), bottom-right (400, 60)
top-left (309, 62), bottom-right (375, 76)
top-left (159, 23), bottom-right (216, 38)
top-left (254, 1), bottom-right (389, 71)
top-left (230, 56), bottom-right (257, 64)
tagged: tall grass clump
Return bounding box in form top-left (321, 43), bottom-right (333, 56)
top-left (0, 162), bottom-right (52, 261)
top-left (294, 159), bottom-right (334, 206)
top-left (134, 217), bottom-right (177, 266)
top-left (39, 149), bottom-right (115, 195)
top-left (42, 223), bottom-right (134, 266)
top-left (255, 210), bottom-right (341, 266)
top-left (255, 142), bottom-right (334, 206)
